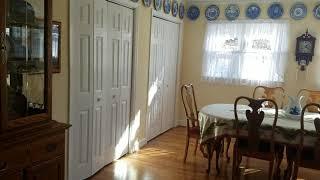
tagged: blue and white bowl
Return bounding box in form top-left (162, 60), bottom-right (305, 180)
top-left (143, 0), bottom-right (151, 7)
top-left (172, 0), bottom-right (178, 17)
top-left (314, 4), bottom-right (320, 19)
top-left (225, 4), bottom-right (240, 21)
top-left (164, 0), bottom-right (171, 14)
top-left (268, 3), bottom-right (284, 19)
top-left (154, 0), bottom-right (162, 11)
top-left (179, 2), bottom-right (185, 19)
top-left (205, 5), bottom-right (220, 21)
top-left (290, 3), bottom-right (307, 20)
top-left (246, 4), bottom-right (261, 19)
top-left (187, 5), bottom-right (200, 21)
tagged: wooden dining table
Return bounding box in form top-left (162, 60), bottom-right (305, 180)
top-left (198, 103), bottom-right (320, 174)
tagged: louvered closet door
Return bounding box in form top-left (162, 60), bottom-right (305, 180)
top-left (69, 0), bottom-right (94, 179)
top-left (148, 17), bottom-right (180, 140)
top-left (106, 2), bottom-right (133, 161)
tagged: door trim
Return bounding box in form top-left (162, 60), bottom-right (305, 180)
top-left (69, 0), bottom-right (141, 178)
top-left (146, 10), bottom-right (184, 141)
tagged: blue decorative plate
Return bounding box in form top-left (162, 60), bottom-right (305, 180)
top-left (143, 0), bottom-right (151, 7)
top-left (179, 3), bottom-right (185, 19)
top-left (164, 0), bottom-right (171, 14)
top-left (225, 4), bottom-right (240, 21)
top-left (268, 3), bottom-right (284, 19)
top-left (154, 0), bottom-right (162, 11)
top-left (205, 5), bottom-right (220, 21)
top-left (314, 4), bottom-right (320, 19)
top-left (290, 3), bottom-right (307, 20)
top-left (187, 5), bottom-right (200, 21)
top-left (246, 4), bottom-right (261, 19)
top-left (172, 0), bottom-right (178, 17)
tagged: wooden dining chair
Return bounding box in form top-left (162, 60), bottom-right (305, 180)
top-left (285, 103), bottom-right (320, 180)
top-left (233, 97), bottom-right (283, 180)
top-left (297, 89), bottom-right (320, 112)
top-left (253, 86), bottom-right (285, 109)
top-left (181, 84), bottom-right (230, 171)
top-left (181, 84), bottom-right (201, 163)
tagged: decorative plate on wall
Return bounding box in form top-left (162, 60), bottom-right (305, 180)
top-left (164, 0), bottom-right (171, 14)
top-left (143, 0), bottom-right (151, 7)
top-left (205, 5), bottom-right (220, 21)
top-left (246, 4), bottom-right (261, 19)
top-left (268, 3), bottom-right (284, 19)
top-left (314, 4), bottom-right (320, 19)
top-left (290, 3), bottom-right (307, 20)
top-left (225, 4), bottom-right (240, 21)
top-left (154, 0), bottom-right (162, 11)
top-left (131, 0), bottom-right (139, 2)
top-left (187, 5), bottom-right (200, 21)
top-left (172, 0), bottom-right (178, 17)
top-left (179, 3), bottom-right (185, 19)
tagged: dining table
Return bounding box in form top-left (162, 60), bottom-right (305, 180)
top-left (198, 103), bottom-right (320, 174)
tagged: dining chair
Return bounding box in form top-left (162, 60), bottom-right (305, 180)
top-left (285, 103), bottom-right (320, 180)
top-left (253, 86), bottom-right (285, 109)
top-left (297, 89), bottom-right (320, 112)
top-left (181, 84), bottom-right (201, 163)
top-left (233, 96), bottom-right (283, 180)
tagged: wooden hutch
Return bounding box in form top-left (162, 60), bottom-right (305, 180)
top-left (0, 0), bottom-right (70, 179)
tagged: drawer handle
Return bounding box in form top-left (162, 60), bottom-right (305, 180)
top-left (46, 143), bottom-right (57, 152)
top-left (0, 162), bottom-right (7, 171)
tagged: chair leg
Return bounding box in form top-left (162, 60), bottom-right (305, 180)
top-left (183, 136), bottom-right (190, 163)
top-left (194, 138), bottom-right (199, 155)
top-left (292, 163), bottom-right (299, 180)
top-left (226, 136), bottom-right (231, 162)
top-left (206, 142), bottom-right (213, 174)
top-left (268, 159), bottom-right (274, 180)
top-left (232, 143), bottom-right (238, 180)
top-left (215, 140), bottom-right (222, 174)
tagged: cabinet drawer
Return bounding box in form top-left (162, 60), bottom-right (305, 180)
top-left (30, 133), bottom-right (65, 163)
top-left (0, 146), bottom-right (29, 173)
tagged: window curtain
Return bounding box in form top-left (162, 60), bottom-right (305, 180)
top-left (202, 20), bottom-right (289, 86)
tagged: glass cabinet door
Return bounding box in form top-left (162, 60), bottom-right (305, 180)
top-left (5, 0), bottom-right (46, 121)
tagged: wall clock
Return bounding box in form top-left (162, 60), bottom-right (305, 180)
top-left (296, 30), bottom-right (316, 71)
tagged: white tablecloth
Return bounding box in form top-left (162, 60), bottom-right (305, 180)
top-left (199, 104), bottom-right (320, 147)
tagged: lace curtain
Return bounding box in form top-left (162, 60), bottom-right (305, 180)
top-left (202, 20), bottom-right (289, 86)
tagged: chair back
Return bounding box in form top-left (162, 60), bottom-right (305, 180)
top-left (234, 96), bottom-right (279, 153)
top-left (298, 89), bottom-right (320, 112)
top-left (298, 103), bottom-right (320, 163)
top-left (181, 84), bottom-right (199, 128)
top-left (253, 86), bottom-right (285, 108)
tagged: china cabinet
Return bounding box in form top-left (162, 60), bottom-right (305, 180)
top-left (0, 0), bottom-right (70, 179)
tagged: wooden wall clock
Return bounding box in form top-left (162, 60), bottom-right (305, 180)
top-left (295, 30), bottom-right (316, 71)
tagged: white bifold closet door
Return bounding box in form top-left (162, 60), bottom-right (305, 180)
top-left (147, 17), bottom-right (180, 140)
top-left (69, 0), bottom-right (133, 179)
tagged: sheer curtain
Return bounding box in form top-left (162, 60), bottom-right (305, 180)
top-left (202, 20), bottom-right (289, 86)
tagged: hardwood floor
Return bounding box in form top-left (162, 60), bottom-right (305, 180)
top-left (90, 127), bottom-right (320, 180)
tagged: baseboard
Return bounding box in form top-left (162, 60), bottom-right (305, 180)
top-left (139, 138), bottom-right (147, 148)
top-left (177, 119), bottom-right (186, 127)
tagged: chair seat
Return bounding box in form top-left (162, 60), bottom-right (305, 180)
top-left (287, 147), bottom-right (315, 161)
top-left (188, 126), bottom-right (200, 138)
top-left (238, 138), bottom-right (284, 160)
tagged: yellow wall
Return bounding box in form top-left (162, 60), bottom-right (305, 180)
top-left (179, 0), bottom-right (320, 120)
top-left (52, 0), bottom-right (69, 124)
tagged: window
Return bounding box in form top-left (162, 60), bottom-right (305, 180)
top-left (202, 20), bottom-right (289, 86)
